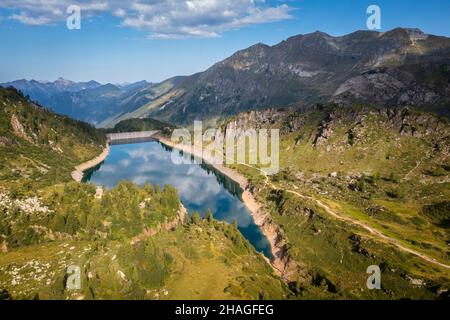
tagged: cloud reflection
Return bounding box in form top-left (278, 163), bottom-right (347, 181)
top-left (88, 141), bottom-right (272, 257)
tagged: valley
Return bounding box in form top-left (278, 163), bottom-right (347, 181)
top-left (3, 28), bottom-right (449, 129)
top-left (1, 26), bottom-right (449, 301)
top-left (0, 87), bottom-right (288, 300)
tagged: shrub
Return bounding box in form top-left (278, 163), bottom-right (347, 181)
top-left (421, 202), bottom-right (450, 227)
top-left (190, 212), bottom-right (202, 225)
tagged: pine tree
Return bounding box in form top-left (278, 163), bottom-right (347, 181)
top-left (205, 209), bottom-right (214, 223)
top-left (190, 212), bottom-right (202, 225)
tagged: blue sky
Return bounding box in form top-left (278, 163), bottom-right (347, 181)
top-left (0, 0), bottom-right (449, 84)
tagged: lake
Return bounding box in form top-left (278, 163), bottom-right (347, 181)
top-left (84, 140), bottom-right (272, 258)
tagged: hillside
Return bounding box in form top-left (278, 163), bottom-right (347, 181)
top-left (220, 105), bottom-right (450, 299)
top-left (0, 87), bottom-right (286, 300)
top-left (102, 28), bottom-right (450, 127)
top-left (104, 117), bottom-right (175, 134)
top-left (1, 77), bottom-right (186, 126)
top-left (0, 87), bottom-right (106, 191)
top-left (0, 78), bottom-right (102, 103)
top-left (0, 182), bottom-right (288, 300)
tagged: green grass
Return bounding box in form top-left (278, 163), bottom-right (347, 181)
top-left (220, 105), bottom-right (450, 299)
top-left (103, 117), bottom-right (175, 134)
top-left (0, 87), bottom-right (106, 192)
top-left (0, 87), bottom-right (290, 300)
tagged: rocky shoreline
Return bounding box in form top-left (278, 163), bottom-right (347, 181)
top-left (155, 134), bottom-right (297, 281)
top-left (71, 145), bottom-right (110, 183)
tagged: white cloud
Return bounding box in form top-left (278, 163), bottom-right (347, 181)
top-left (10, 12), bottom-right (53, 25)
top-left (0, 0), bottom-right (294, 37)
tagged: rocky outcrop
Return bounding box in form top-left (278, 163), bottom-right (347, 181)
top-left (332, 69), bottom-right (443, 107)
top-left (10, 115), bottom-right (32, 143)
top-left (130, 203), bottom-right (187, 245)
top-left (0, 136), bottom-right (17, 147)
top-left (0, 241), bottom-right (7, 253)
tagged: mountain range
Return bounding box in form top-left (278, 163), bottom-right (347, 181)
top-left (2, 28), bottom-right (449, 127)
top-left (0, 78), bottom-right (152, 125)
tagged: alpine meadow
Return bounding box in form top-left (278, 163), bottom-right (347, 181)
top-left (0, 0), bottom-right (449, 310)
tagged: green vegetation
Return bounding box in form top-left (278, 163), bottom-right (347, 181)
top-left (104, 117), bottom-right (175, 134)
top-left (2, 86), bottom-right (449, 300)
top-left (0, 87), bottom-right (286, 300)
top-left (0, 213), bottom-right (288, 300)
top-left (421, 202), bottom-right (450, 228)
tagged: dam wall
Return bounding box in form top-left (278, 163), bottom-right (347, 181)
top-left (106, 131), bottom-right (159, 145)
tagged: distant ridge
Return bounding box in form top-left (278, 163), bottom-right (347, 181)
top-left (104, 27), bottom-right (450, 126)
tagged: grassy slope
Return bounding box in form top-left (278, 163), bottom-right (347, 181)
top-left (0, 87), bottom-right (106, 192)
top-left (226, 105), bottom-right (450, 299)
top-left (103, 117), bottom-right (175, 134)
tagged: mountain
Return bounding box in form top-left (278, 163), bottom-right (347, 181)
top-left (102, 28), bottom-right (450, 127)
top-left (218, 104), bottom-right (450, 299)
top-left (116, 80), bottom-right (150, 91)
top-left (48, 83), bottom-right (124, 124)
top-left (98, 76), bottom-right (187, 127)
top-left (4, 28), bottom-right (449, 128)
top-left (0, 86), bottom-right (106, 190)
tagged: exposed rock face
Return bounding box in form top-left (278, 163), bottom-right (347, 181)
top-left (378, 108), bottom-right (450, 141)
top-left (0, 241), bottom-right (7, 253)
top-left (223, 103), bottom-right (450, 156)
top-left (130, 203), bottom-right (187, 245)
top-left (164, 203), bottom-right (187, 231)
top-left (10, 115), bottom-right (32, 143)
top-left (332, 68), bottom-right (443, 107)
top-left (109, 28), bottom-right (450, 125)
top-left (224, 104), bottom-right (450, 188)
top-left (221, 108), bottom-right (311, 138)
top-left (314, 114), bottom-right (334, 146)
top-left (0, 136), bottom-right (16, 147)
top-left (223, 109), bottom-right (287, 134)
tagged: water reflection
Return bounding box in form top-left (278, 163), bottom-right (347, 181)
top-left (85, 141), bottom-right (272, 258)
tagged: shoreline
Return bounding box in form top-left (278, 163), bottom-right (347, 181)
top-left (155, 134), bottom-right (295, 280)
top-left (71, 145), bottom-right (110, 183)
